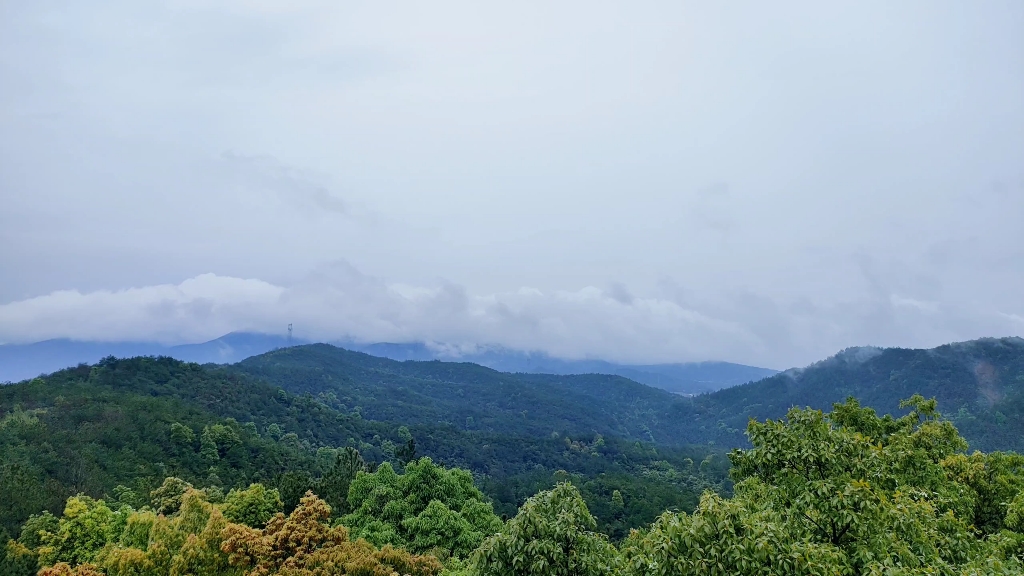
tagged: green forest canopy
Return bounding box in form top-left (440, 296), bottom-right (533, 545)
top-left (3, 339), bottom-right (1024, 573)
top-left (5, 396), bottom-right (1024, 575)
top-left (0, 356), bottom-right (727, 540)
top-left (228, 337), bottom-right (1024, 452)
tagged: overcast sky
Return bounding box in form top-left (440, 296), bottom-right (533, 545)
top-left (1, 1), bottom-right (1022, 368)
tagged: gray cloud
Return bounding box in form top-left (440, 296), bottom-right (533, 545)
top-left (0, 260), bottom-right (1021, 369)
top-left (1, 1), bottom-right (1022, 367)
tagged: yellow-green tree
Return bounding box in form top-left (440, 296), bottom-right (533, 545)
top-left (223, 484), bottom-right (283, 528)
top-left (221, 490), bottom-right (442, 576)
top-left (38, 496), bottom-right (126, 567)
top-left (97, 488), bottom-right (238, 576)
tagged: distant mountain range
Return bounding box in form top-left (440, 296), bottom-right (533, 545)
top-left (673, 336), bottom-right (1024, 451)
top-left (229, 343), bottom-right (709, 444)
top-left (0, 332), bottom-right (296, 383)
top-left (3, 334), bottom-right (1023, 538)
top-left (0, 349), bottom-right (726, 537)
top-left (223, 336), bottom-right (1024, 452)
top-left (5, 334), bottom-right (1021, 451)
top-left (340, 341), bottom-right (777, 395)
top-left (0, 332), bottom-right (777, 395)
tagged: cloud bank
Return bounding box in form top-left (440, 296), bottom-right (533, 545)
top-left (2, 262), bottom-right (1020, 369)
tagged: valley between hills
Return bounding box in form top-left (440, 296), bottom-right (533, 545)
top-left (2, 336), bottom-right (1023, 575)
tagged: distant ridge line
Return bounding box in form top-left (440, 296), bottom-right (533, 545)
top-left (0, 332), bottom-right (775, 395)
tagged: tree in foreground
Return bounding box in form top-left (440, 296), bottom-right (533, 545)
top-left (621, 396), bottom-right (1024, 575)
top-left (223, 483), bottom-right (284, 528)
top-left (27, 487), bottom-right (445, 576)
top-left (14, 395), bottom-right (1024, 575)
top-left (222, 491), bottom-right (442, 576)
top-left (468, 482), bottom-right (620, 576)
top-left (342, 458), bottom-right (503, 559)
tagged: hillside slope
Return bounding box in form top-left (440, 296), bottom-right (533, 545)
top-left (1, 334), bottom-right (776, 395)
top-left (0, 356), bottom-right (723, 537)
top-left (0, 356), bottom-right (362, 534)
top-left (229, 344), bottom-right (699, 445)
top-left (671, 337), bottom-right (1024, 451)
top-left (340, 342), bottom-right (777, 395)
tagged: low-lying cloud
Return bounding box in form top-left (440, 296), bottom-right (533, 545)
top-left (2, 261), bottom-right (1020, 369)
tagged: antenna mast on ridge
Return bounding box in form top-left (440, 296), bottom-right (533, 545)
top-left (287, 323), bottom-right (293, 346)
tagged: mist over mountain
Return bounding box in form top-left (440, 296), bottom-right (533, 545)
top-left (336, 341), bottom-right (777, 395)
top-left (677, 336), bottom-right (1024, 451)
top-left (0, 333), bottom-right (775, 395)
top-left (0, 333), bottom-right (295, 383)
top-left (223, 336), bottom-right (1024, 453)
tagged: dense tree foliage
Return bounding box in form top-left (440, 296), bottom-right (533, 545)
top-left (7, 393), bottom-right (1024, 574)
top-left (229, 344), bottom-right (705, 445)
top-left (230, 337), bottom-right (1024, 454)
top-left (342, 458), bottom-right (502, 559)
top-left (6, 485), bottom-right (444, 576)
top-left (222, 491), bottom-right (442, 576)
top-left (464, 398), bottom-right (1024, 575)
top-left (670, 337), bottom-right (1024, 451)
top-left (0, 355), bottom-right (723, 540)
top-left (469, 482), bottom-right (620, 576)
top-left (223, 483), bottom-right (284, 528)
top-left (8, 342), bottom-right (1024, 574)
top-left (0, 357), bottom-right (385, 536)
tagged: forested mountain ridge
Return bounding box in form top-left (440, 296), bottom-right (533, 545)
top-left (5, 339), bottom-right (1024, 574)
top-left (0, 334), bottom-right (776, 395)
top-left (0, 356), bottom-right (383, 536)
top-left (228, 344), bottom-right (699, 445)
top-left (342, 342), bottom-right (777, 395)
top-left (674, 336), bottom-right (1024, 451)
top-left (8, 393), bottom-right (1024, 575)
top-left (0, 355), bottom-right (726, 541)
top-left (228, 337), bottom-right (1024, 453)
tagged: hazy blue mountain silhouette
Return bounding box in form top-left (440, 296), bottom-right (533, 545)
top-left (0, 332), bottom-right (775, 394)
top-left (0, 333), bottom-right (299, 382)
top-left (343, 343), bottom-right (778, 395)
top-left (0, 339), bottom-right (167, 382)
